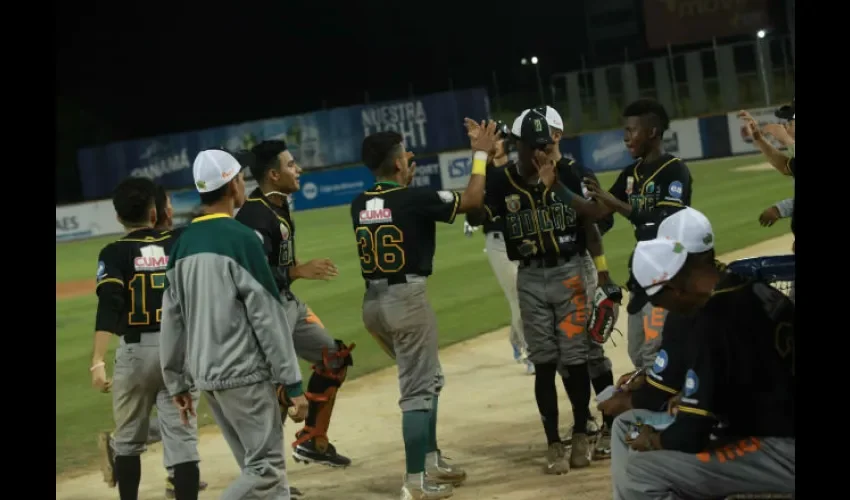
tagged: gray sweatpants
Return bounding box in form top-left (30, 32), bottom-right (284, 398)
top-left (205, 381), bottom-right (290, 499)
top-left (579, 253), bottom-right (613, 378)
top-left (517, 258), bottom-right (590, 373)
top-left (143, 390), bottom-right (201, 476)
top-left (284, 295), bottom-right (342, 369)
top-left (362, 278), bottom-right (444, 412)
top-left (612, 409), bottom-right (795, 499)
top-left (627, 298), bottom-right (668, 370)
top-left (112, 333), bottom-right (199, 468)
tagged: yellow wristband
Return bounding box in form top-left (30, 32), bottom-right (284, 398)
top-left (593, 255), bottom-right (608, 272)
top-left (471, 151), bottom-right (488, 176)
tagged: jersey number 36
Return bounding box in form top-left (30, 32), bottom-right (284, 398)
top-left (355, 225), bottom-right (405, 273)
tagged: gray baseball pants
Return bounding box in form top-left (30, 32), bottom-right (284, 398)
top-left (362, 277), bottom-right (444, 412)
top-left (579, 252), bottom-right (613, 378)
top-left (627, 297), bottom-right (668, 370)
top-left (111, 332), bottom-right (199, 468)
top-left (611, 409), bottom-right (795, 499)
top-left (205, 381), bottom-right (291, 499)
top-left (517, 257), bottom-right (590, 373)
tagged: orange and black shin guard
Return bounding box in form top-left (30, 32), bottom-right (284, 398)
top-left (294, 340), bottom-right (355, 450)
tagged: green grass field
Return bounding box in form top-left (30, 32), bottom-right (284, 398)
top-left (55, 154), bottom-right (792, 476)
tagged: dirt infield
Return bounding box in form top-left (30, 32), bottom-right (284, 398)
top-left (54, 234), bottom-right (794, 500)
top-left (57, 280), bottom-right (96, 300)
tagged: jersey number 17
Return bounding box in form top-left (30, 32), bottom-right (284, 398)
top-left (355, 225), bottom-right (406, 273)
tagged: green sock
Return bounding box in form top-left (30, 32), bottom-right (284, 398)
top-left (402, 410), bottom-right (430, 474)
top-left (427, 396), bottom-right (439, 454)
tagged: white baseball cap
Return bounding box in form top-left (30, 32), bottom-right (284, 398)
top-left (657, 207), bottom-right (715, 253)
top-left (193, 149), bottom-right (243, 193)
top-left (541, 105), bottom-right (564, 131)
top-left (632, 238), bottom-right (689, 297)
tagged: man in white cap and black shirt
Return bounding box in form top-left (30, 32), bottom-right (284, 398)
top-left (536, 104), bottom-right (619, 459)
top-left (602, 207), bottom-right (795, 499)
top-left (160, 148), bottom-right (308, 499)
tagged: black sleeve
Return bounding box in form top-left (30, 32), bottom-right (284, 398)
top-left (94, 245), bottom-right (125, 333)
top-left (658, 159), bottom-right (692, 207)
top-left (412, 188), bottom-right (461, 224)
top-left (658, 325), bottom-right (722, 453)
top-left (236, 205), bottom-right (274, 260)
top-left (577, 164), bottom-right (615, 235)
top-left (633, 344), bottom-right (686, 412)
top-left (787, 157), bottom-right (796, 177)
top-left (609, 166), bottom-right (630, 203)
top-left (465, 208), bottom-right (489, 227)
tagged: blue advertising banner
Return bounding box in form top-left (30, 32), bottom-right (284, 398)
top-left (559, 136), bottom-right (582, 163)
top-left (292, 166), bottom-right (376, 211)
top-left (579, 130), bottom-right (632, 173)
top-left (408, 155), bottom-right (442, 190)
top-left (77, 88), bottom-right (489, 200)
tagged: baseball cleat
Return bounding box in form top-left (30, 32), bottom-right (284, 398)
top-left (401, 478), bottom-right (453, 499)
top-left (543, 442), bottom-right (570, 475)
top-left (569, 433), bottom-right (591, 468)
top-left (97, 431), bottom-right (116, 488)
top-left (290, 485), bottom-right (305, 498)
top-left (525, 360), bottom-right (535, 375)
top-left (165, 476), bottom-right (209, 499)
top-left (425, 450), bottom-right (466, 486)
top-left (593, 425), bottom-right (612, 460)
top-left (585, 417), bottom-right (600, 437)
top-left (293, 439), bottom-right (351, 468)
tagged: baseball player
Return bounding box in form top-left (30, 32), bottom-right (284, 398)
top-left (463, 121), bottom-right (534, 374)
top-left (535, 104), bottom-right (620, 459)
top-left (160, 149), bottom-right (308, 499)
top-left (97, 184), bottom-right (210, 498)
top-left (609, 210), bottom-right (795, 499)
top-left (582, 98), bottom-right (693, 370)
top-left (235, 140), bottom-right (355, 468)
top-left (740, 98), bottom-right (796, 251)
top-left (352, 123), bottom-right (497, 499)
top-left (90, 177), bottom-right (201, 500)
top-left (597, 208), bottom-right (716, 423)
top-left (477, 107), bottom-right (617, 474)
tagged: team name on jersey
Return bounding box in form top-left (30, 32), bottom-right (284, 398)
top-left (134, 245), bottom-right (169, 271)
top-left (505, 201), bottom-right (577, 240)
top-left (627, 177), bottom-right (684, 213)
top-left (359, 198), bottom-right (393, 224)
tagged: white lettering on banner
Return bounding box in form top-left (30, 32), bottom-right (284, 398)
top-left (56, 200), bottom-right (125, 242)
top-left (726, 107), bottom-right (789, 155)
top-left (439, 150), bottom-right (474, 191)
top-left (592, 140), bottom-right (628, 167)
top-left (361, 101), bottom-right (428, 149)
top-left (663, 118), bottom-right (704, 160)
top-left (131, 147), bottom-right (191, 180)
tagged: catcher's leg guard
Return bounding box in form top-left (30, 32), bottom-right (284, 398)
top-left (293, 340), bottom-right (354, 452)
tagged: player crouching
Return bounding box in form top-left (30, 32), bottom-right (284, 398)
top-left (235, 141), bottom-right (354, 469)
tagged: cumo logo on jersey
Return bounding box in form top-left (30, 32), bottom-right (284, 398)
top-left (448, 158), bottom-right (471, 178)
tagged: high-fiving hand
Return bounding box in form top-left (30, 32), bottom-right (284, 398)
top-left (464, 119), bottom-right (500, 155)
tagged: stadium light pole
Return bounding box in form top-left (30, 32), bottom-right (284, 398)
top-left (755, 30), bottom-right (771, 106)
top-left (522, 56), bottom-right (546, 105)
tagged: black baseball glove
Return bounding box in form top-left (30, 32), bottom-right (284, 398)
top-left (588, 282), bottom-right (623, 344)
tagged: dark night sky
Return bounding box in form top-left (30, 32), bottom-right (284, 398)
top-left (57, 1), bottom-right (587, 143)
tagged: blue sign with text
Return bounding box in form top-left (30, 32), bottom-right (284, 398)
top-left (77, 88), bottom-right (489, 200)
top-left (291, 166), bottom-right (376, 211)
top-left (408, 155), bottom-right (442, 190)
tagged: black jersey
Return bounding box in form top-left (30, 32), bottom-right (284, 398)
top-left (609, 154), bottom-right (692, 241)
top-left (482, 160), bottom-right (587, 262)
top-left (634, 272), bottom-right (750, 412)
top-left (94, 228), bottom-right (175, 337)
top-left (350, 181), bottom-right (460, 280)
top-left (559, 157), bottom-right (615, 236)
top-left (235, 188), bottom-right (296, 291)
top-left (659, 274), bottom-right (795, 451)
